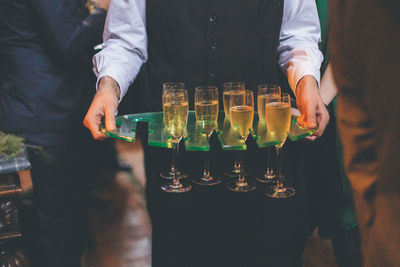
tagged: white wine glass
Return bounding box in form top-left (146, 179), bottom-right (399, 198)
top-left (256, 84), bottom-right (281, 183)
top-left (265, 93), bottom-right (295, 198)
top-left (160, 83), bottom-right (188, 180)
top-left (192, 86), bottom-right (222, 186)
top-left (222, 82), bottom-right (250, 178)
top-left (161, 88), bottom-right (191, 193)
top-left (226, 90), bottom-right (256, 192)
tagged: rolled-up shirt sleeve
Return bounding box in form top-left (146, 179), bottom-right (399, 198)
top-left (93, 0), bottom-right (147, 101)
top-left (278, 0), bottom-right (323, 95)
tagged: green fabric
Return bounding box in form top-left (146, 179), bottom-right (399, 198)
top-left (317, 0), bottom-right (329, 75)
top-left (317, 0), bottom-right (358, 228)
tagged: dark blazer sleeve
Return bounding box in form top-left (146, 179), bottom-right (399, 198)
top-left (30, 0), bottom-right (106, 63)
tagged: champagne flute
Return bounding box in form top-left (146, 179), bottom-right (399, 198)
top-left (223, 82), bottom-right (245, 120)
top-left (161, 88), bottom-right (191, 193)
top-left (256, 84), bottom-right (281, 183)
top-left (160, 83), bottom-right (188, 180)
top-left (192, 86), bottom-right (221, 186)
top-left (222, 82), bottom-right (250, 178)
top-left (264, 93), bottom-right (295, 198)
top-left (226, 90), bottom-right (256, 192)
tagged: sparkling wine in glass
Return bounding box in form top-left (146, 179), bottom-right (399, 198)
top-left (256, 84), bottom-right (281, 183)
top-left (161, 88), bottom-right (191, 193)
top-left (264, 93), bottom-right (295, 198)
top-left (222, 82), bottom-right (250, 178)
top-left (193, 86), bottom-right (221, 186)
top-left (257, 85), bottom-right (281, 124)
top-left (226, 90), bottom-right (256, 192)
top-left (230, 105), bottom-right (254, 139)
top-left (160, 83), bottom-right (188, 180)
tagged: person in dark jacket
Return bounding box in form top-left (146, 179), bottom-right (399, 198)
top-left (330, 0), bottom-right (400, 266)
top-left (304, 2), bottom-right (362, 266)
top-left (0, 0), bottom-right (117, 266)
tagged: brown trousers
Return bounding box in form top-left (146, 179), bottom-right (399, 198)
top-left (330, 1), bottom-right (400, 266)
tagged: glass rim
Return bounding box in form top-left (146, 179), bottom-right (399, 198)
top-left (195, 86), bottom-right (218, 92)
top-left (258, 84), bottom-right (281, 95)
top-left (229, 90), bottom-right (253, 107)
top-left (223, 81), bottom-right (245, 91)
top-left (257, 84), bottom-right (281, 89)
top-left (162, 82), bottom-right (185, 91)
top-left (162, 82), bottom-right (185, 86)
top-left (163, 88), bottom-right (188, 93)
top-left (265, 92), bottom-right (290, 103)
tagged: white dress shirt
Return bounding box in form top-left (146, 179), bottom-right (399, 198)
top-left (93, 0), bottom-right (323, 100)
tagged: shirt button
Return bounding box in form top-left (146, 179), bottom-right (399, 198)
top-left (209, 70), bottom-right (215, 78)
top-left (210, 42), bottom-right (217, 50)
top-left (209, 15), bottom-right (217, 22)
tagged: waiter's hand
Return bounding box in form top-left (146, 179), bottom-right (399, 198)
top-left (91, 0), bottom-right (110, 11)
top-left (84, 76), bottom-right (120, 140)
top-left (295, 75), bottom-right (329, 140)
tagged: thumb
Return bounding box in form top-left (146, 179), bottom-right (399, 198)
top-left (303, 102), bottom-right (317, 129)
top-left (104, 101), bottom-right (117, 131)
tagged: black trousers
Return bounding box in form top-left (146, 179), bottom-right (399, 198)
top-left (23, 128), bottom-right (117, 267)
top-left (141, 129), bottom-right (312, 267)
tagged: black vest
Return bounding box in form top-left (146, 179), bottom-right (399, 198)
top-left (141, 0), bottom-right (284, 112)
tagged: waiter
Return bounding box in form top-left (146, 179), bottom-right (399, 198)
top-left (85, 0), bottom-right (329, 266)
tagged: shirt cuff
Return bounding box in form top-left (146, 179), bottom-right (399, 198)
top-left (287, 61), bottom-right (321, 96)
top-left (95, 66), bottom-right (132, 103)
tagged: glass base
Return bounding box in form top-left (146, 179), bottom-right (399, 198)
top-left (265, 186), bottom-right (295, 199)
top-left (192, 175), bottom-right (222, 186)
top-left (161, 183), bottom-right (192, 193)
top-left (256, 171), bottom-right (276, 183)
top-left (226, 180), bottom-right (256, 192)
top-left (160, 171), bottom-right (188, 180)
top-left (224, 169), bottom-right (251, 178)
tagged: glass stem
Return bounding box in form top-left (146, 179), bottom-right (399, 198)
top-left (203, 159), bottom-right (211, 179)
top-left (170, 159), bottom-right (177, 176)
top-left (203, 136), bottom-right (211, 180)
top-left (169, 138), bottom-right (178, 175)
top-left (237, 159), bottom-right (245, 184)
top-left (234, 160), bottom-right (241, 174)
top-left (275, 145), bottom-right (283, 189)
top-left (172, 141), bottom-right (181, 187)
top-left (266, 147), bottom-right (274, 175)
